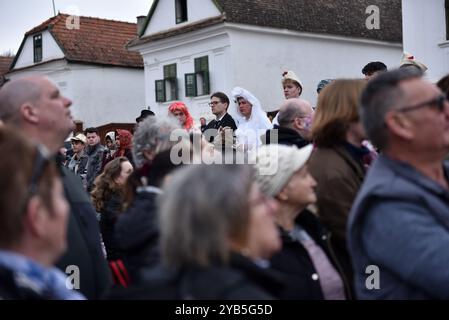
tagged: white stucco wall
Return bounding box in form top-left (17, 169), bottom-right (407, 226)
top-left (402, 0), bottom-right (448, 82)
top-left (134, 22), bottom-right (402, 121)
top-left (138, 25), bottom-right (232, 124)
top-left (67, 65), bottom-right (145, 127)
top-left (144, 0), bottom-right (221, 36)
top-left (14, 30), bottom-right (65, 69)
top-left (7, 61), bottom-right (145, 128)
top-left (228, 24), bottom-right (402, 110)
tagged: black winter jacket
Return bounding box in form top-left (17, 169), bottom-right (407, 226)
top-left (57, 166), bottom-right (112, 299)
top-left (269, 209), bottom-right (351, 300)
top-left (262, 125), bottom-right (310, 148)
top-left (114, 191), bottom-right (160, 283)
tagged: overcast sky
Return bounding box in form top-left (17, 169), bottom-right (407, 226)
top-left (0, 0), bottom-right (153, 55)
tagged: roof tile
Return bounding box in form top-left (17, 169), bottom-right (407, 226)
top-left (25, 14), bottom-right (143, 68)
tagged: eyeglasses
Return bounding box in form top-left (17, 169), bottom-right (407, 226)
top-left (21, 145), bottom-right (51, 213)
top-left (396, 93), bottom-right (448, 113)
top-left (209, 101), bottom-right (221, 107)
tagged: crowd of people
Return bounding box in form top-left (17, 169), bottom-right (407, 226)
top-left (0, 50), bottom-right (449, 300)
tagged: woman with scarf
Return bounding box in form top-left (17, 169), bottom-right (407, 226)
top-left (114, 129), bottom-right (134, 167)
top-left (231, 87), bottom-right (272, 151)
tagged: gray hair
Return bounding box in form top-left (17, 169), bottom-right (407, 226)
top-left (132, 115), bottom-right (186, 168)
top-left (277, 99), bottom-right (311, 127)
top-left (159, 164), bottom-right (253, 268)
top-left (360, 68), bottom-right (423, 150)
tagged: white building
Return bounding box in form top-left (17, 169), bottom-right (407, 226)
top-left (402, 0), bottom-right (449, 82)
top-left (7, 14), bottom-right (145, 128)
top-left (128, 0), bottom-right (403, 121)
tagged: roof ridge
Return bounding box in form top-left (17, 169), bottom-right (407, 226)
top-left (57, 12), bottom-right (137, 25)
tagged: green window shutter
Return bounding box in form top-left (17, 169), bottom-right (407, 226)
top-left (164, 64), bottom-right (177, 79)
top-left (202, 71), bottom-right (210, 95)
top-left (170, 78), bottom-right (178, 100)
top-left (194, 56), bottom-right (208, 72)
top-left (185, 73), bottom-right (197, 97)
top-left (155, 80), bottom-right (166, 102)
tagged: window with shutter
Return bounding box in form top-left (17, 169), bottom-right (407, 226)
top-left (175, 0), bottom-right (188, 24)
top-left (33, 34), bottom-right (42, 63)
top-left (185, 73), bottom-right (197, 97)
top-left (446, 0), bottom-right (449, 40)
top-left (155, 80), bottom-right (166, 102)
top-left (188, 56), bottom-right (210, 97)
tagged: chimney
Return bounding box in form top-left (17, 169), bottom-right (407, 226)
top-left (137, 16), bottom-right (146, 36)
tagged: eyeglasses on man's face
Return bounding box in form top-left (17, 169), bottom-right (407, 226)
top-left (396, 93), bottom-right (448, 113)
top-left (209, 100), bottom-right (221, 107)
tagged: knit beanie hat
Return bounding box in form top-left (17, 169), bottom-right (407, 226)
top-left (251, 144), bottom-right (313, 197)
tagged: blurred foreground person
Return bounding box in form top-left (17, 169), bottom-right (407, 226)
top-left (308, 79), bottom-right (367, 293)
top-left (253, 144), bottom-right (348, 299)
top-left (114, 116), bottom-right (187, 284)
top-left (108, 165), bottom-right (283, 299)
top-left (0, 76), bottom-right (111, 299)
top-left (348, 68), bottom-right (449, 299)
top-left (0, 127), bottom-right (83, 300)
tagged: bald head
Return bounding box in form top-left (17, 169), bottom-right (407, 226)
top-left (278, 98), bottom-right (313, 127)
top-left (0, 76), bottom-right (44, 125)
top-left (0, 76), bottom-right (73, 153)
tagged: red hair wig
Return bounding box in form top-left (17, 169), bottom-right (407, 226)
top-left (168, 102), bottom-right (194, 130)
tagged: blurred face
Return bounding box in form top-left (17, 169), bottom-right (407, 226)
top-left (283, 80), bottom-right (301, 99)
top-left (395, 79), bottom-right (449, 154)
top-left (172, 110), bottom-right (186, 125)
top-left (86, 132), bottom-right (99, 146)
top-left (114, 161), bottom-right (133, 185)
top-left (238, 98), bottom-right (252, 119)
top-left (210, 97), bottom-right (228, 118)
top-left (34, 78), bottom-right (74, 147)
top-left (347, 121), bottom-right (367, 145)
top-left (200, 118), bottom-right (206, 126)
top-left (71, 140), bottom-right (84, 154)
top-left (44, 177), bottom-right (70, 264)
top-left (115, 136), bottom-right (120, 148)
top-left (246, 183), bottom-right (281, 260)
top-left (106, 137), bottom-right (114, 149)
top-left (281, 165), bottom-right (317, 207)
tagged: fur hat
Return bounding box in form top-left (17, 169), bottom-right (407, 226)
top-left (282, 70), bottom-right (303, 90)
top-left (400, 52), bottom-right (428, 72)
top-left (251, 144), bottom-right (313, 197)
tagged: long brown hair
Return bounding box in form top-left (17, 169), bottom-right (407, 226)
top-left (311, 79), bottom-right (366, 147)
top-left (91, 157), bottom-right (129, 213)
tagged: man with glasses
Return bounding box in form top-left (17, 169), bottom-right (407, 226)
top-left (347, 68), bottom-right (449, 299)
top-left (203, 92), bottom-right (237, 144)
top-left (0, 76), bottom-right (111, 299)
top-left (262, 98), bottom-right (313, 148)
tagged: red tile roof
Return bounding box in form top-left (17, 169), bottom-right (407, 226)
top-left (0, 57), bottom-right (13, 76)
top-left (18, 14), bottom-right (143, 69)
top-left (0, 56), bottom-right (13, 86)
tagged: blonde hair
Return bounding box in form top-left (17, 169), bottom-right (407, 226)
top-left (311, 79), bottom-right (366, 147)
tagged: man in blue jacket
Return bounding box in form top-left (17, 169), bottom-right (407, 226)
top-left (348, 68), bottom-right (449, 299)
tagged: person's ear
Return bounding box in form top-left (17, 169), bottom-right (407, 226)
top-left (293, 118), bottom-right (303, 130)
top-left (384, 111), bottom-right (414, 140)
top-left (24, 196), bottom-right (47, 238)
top-left (20, 103), bottom-right (39, 125)
top-left (277, 187), bottom-right (289, 202)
